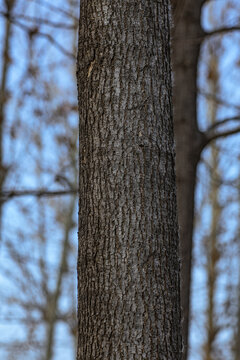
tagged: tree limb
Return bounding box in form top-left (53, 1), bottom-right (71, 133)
top-left (0, 188), bottom-right (78, 200)
top-left (204, 126), bottom-right (240, 145)
top-left (205, 26), bottom-right (240, 38)
top-left (207, 116), bottom-right (240, 131)
top-left (0, 11), bottom-right (75, 29)
top-left (0, 12), bottom-right (75, 60)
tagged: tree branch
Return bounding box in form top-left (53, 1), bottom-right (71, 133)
top-left (204, 126), bottom-right (240, 145)
top-left (0, 188), bottom-right (78, 200)
top-left (0, 12), bottom-right (75, 60)
top-left (37, 31), bottom-right (75, 60)
top-left (207, 116), bottom-right (240, 131)
top-left (0, 11), bottom-right (75, 30)
top-left (205, 26), bottom-right (240, 38)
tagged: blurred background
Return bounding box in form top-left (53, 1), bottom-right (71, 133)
top-left (0, 0), bottom-right (239, 359)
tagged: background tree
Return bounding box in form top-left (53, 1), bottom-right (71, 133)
top-left (171, 1), bottom-right (240, 357)
top-left (189, 2), bottom-right (240, 359)
top-left (203, 40), bottom-right (221, 360)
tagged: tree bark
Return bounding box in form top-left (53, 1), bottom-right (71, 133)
top-left (77, 1), bottom-right (182, 359)
top-left (171, 1), bottom-right (205, 358)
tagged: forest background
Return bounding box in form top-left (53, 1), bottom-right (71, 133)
top-left (0, 0), bottom-right (240, 359)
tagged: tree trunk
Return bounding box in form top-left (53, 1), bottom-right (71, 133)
top-left (204, 47), bottom-right (220, 360)
top-left (77, 1), bottom-right (182, 359)
top-left (171, 1), bottom-right (205, 358)
top-left (44, 196), bottom-right (76, 360)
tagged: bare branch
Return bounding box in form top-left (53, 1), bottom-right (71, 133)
top-left (37, 30), bottom-right (75, 60)
top-left (0, 12), bottom-right (75, 60)
top-left (205, 26), bottom-right (240, 38)
top-left (5, 12), bottom-right (75, 29)
top-left (205, 126), bottom-right (240, 145)
top-left (0, 188), bottom-right (78, 200)
top-left (207, 116), bottom-right (240, 131)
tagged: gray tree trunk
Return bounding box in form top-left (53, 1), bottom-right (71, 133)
top-left (77, 1), bottom-right (182, 359)
top-left (171, 1), bottom-right (205, 358)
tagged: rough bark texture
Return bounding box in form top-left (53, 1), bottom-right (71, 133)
top-left (77, 1), bottom-right (182, 359)
top-left (171, 1), bottom-right (205, 358)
